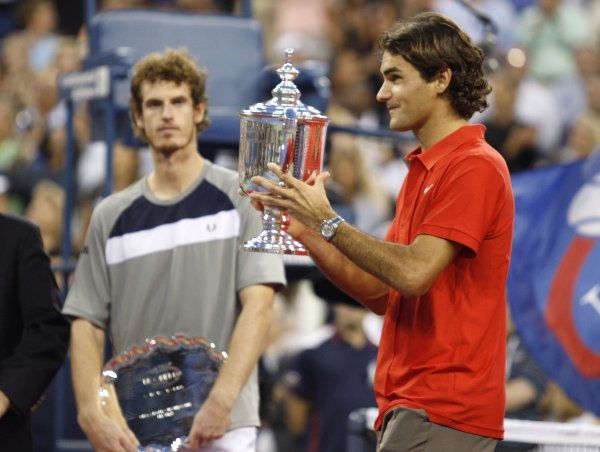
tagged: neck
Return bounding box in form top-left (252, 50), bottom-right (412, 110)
top-left (413, 107), bottom-right (469, 151)
top-left (147, 146), bottom-right (204, 200)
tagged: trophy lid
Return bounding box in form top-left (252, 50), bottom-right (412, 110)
top-left (241, 49), bottom-right (327, 121)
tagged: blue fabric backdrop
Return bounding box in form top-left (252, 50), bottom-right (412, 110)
top-left (508, 152), bottom-right (600, 415)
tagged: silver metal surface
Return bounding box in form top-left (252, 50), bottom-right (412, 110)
top-left (239, 49), bottom-right (329, 255)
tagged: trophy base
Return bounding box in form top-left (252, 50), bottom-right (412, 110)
top-left (241, 230), bottom-right (308, 255)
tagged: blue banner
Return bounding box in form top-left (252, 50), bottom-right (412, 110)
top-left (508, 153), bottom-right (600, 415)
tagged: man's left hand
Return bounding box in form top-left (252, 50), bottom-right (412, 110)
top-left (188, 390), bottom-right (235, 448)
top-left (250, 163), bottom-right (335, 233)
top-left (0, 390), bottom-right (10, 418)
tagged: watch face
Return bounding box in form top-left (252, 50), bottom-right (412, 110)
top-left (322, 223), bottom-right (334, 239)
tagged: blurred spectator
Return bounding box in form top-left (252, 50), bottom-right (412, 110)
top-left (505, 313), bottom-right (548, 421)
top-left (0, 175), bottom-right (10, 212)
top-left (591, 0), bottom-right (600, 47)
top-left (479, 53), bottom-right (562, 160)
top-left (371, 141), bottom-right (410, 200)
top-left (327, 133), bottom-right (391, 236)
top-left (271, 0), bottom-right (331, 63)
top-left (552, 45), bottom-right (599, 132)
top-left (24, 179), bottom-right (64, 255)
top-left (516, 0), bottom-right (589, 84)
top-left (559, 114), bottom-right (600, 162)
top-left (50, 36), bottom-right (83, 76)
top-left (17, 0), bottom-right (60, 72)
top-left (176, 0), bottom-right (236, 13)
top-left (281, 279), bottom-right (377, 452)
top-left (496, 313), bottom-right (548, 451)
top-left (0, 94), bottom-right (23, 171)
top-left (433, 0), bottom-right (517, 53)
top-left (328, 48), bottom-right (378, 125)
top-left (583, 74), bottom-right (600, 142)
top-left (101, 0), bottom-right (144, 10)
top-left (483, 72), bottom-right (539, 171)
top-left (0, 34), bottom-right (38, 110)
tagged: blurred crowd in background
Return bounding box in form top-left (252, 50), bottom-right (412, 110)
top-left (0, 0), bottom-right (598, 450)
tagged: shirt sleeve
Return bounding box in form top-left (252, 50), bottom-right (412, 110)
top-left (62, 209), bottom-right (111, 328)
top-left (235, 198), bottom-right (286, 291)
top-left (417, 156), bottom-right (507, 257)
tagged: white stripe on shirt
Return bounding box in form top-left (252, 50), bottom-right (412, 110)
top-left (105, 209), bottom-right (241, 265)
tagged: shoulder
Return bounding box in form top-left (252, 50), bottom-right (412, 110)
top-left (90, 179), bottom-right (145, 228)
top-left (452, 139), bottom-right (511, 182)
top-left (0, 213), bottom-right (39, 240)
top-left (203, 161), bottom-right (255, 213)
top-left (203, 162), bottom-right (239, 196)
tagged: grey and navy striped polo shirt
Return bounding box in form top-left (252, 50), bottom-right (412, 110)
top-left (63, 160), bottom-right (286, 429)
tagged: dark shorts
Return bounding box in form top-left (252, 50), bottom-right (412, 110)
top-left (376, 406), bottom-right (498, 452)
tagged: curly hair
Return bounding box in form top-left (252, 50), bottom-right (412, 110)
top-left (129, 49), bottom-right (210, 142)
top-left (379, 13), bottom-right (491, 119)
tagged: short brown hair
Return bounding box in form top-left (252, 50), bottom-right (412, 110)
top-left (379, 12), bottom-right (491, 119)
top-left (129, 49), bottom-right (210, 141)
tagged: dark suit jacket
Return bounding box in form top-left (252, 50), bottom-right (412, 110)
top-left (0, 213), bottom-right (70, 451)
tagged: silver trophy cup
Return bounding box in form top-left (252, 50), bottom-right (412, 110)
top-left (239, 49), bottom-right (329, 255)
top-left (99, 335), bottom-right (227, 451)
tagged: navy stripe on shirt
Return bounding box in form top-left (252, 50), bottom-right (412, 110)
top-left (109, 180), bottom-right (235, 239)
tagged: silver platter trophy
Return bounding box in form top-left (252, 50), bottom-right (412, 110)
top-left (239, 48), bottom-right (329, 255)
top-left (99, 334), bottom-right (227, 451)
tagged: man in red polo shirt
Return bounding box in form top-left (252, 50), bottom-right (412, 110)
top-left (251, 12), bottom-right (514, 452)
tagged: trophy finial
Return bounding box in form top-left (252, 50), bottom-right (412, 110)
top-left (285, 48), bottom-right (293, 65)
top-left (272, 48), bottom-right (301, 105)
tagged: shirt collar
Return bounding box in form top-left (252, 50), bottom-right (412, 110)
top-left (405, 124), bottom-right (486, 171)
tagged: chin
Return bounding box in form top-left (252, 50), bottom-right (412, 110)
top-left (154, 143), bottom-right (181, 154)
top-left (389, 120), bottom-right (411, 132)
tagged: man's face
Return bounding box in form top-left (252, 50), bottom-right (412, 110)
top-left (135, 80), bottom-right (205, 154)
top-left (333, 304), bottom-right (366, 331)
top-left (376, 51), bottom-right (440, 132)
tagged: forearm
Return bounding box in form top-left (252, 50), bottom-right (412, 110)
top-left (297, 228), bottom-right (389, 315)
top-left (330, 222), bottom-right (435, 298)
top-left (250, 165), bottom-right (453, 300)
top-left (70, 319), bottom-right (106, 422)
top-left (209, 286), bottom-right (276, 406)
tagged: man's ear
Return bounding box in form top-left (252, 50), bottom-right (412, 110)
top-left (194, 102), bottom-right (206, 126)
top-left (434, 67), bottom-right (452, 94)
top-left (133, 110), bottom-right (144, 131)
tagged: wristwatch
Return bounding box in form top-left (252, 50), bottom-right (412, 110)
top-left (320, 215), bottom-right (345, 241)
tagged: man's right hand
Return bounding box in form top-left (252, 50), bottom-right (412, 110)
top-left (78, 410), bottom-right (139, 452)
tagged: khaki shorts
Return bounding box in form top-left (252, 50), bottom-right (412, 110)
top-left (376, 406), bottom-right (498, 452)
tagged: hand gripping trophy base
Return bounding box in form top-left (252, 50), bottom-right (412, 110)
top-left (240, 206), bottom-right (308, 255)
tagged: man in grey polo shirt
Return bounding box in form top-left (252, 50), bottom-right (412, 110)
top-left (63, 49), bottom-right (285, 451)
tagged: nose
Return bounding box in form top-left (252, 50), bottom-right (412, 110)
top-left (162, 103), bottom-right (174, 120)
top-left (376, 82), bottom-right (391, 103)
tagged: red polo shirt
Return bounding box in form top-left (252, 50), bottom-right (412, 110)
top-left (373, 124), bottom-right (514, 439)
